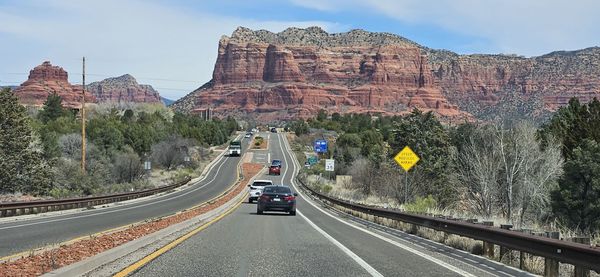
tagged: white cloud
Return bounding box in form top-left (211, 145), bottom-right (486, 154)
top-left (0, 0), bottom-right (340, 99)
top-left (288, 0), bottom-right (347, 11)
top-left (290, 0), bottom-right (600, 56)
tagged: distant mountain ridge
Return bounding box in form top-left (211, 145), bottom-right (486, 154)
top-left (172, 26), bottom-right (600, 122)
top-left (87, 74), bottom-right (163, 104)
top-left (161, 96), bottom-right (174, 106)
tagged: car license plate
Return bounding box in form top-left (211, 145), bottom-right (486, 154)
top-left (273, 198), bottom-right (281, 202)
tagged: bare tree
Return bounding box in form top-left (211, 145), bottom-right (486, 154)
top-left (58, 133), bottom-right (83, 160)
top-left (456, 121), bottom-right (563, 225)
top-left (112, 147), bottom-right (144, 183)
top-left (515, 122), bottom-right (563, 227)
top-left (349, 158), bottom-right (379, 195)
top-left (456, 126), bottom-right (502, 218)
top-left (151, 135), bottom-right (195, 170)
top-left (496, 121), bottom-right (532, 222)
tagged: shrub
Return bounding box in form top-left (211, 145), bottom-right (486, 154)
top-left (404, 195), bottom-right (437, 213)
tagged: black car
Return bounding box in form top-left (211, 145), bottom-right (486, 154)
top-left (257, 185), bottom-right (297, 215)
top-left (270, 127), bottom-right (277, 133)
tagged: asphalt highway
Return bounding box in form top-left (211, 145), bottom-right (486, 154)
top-left (0, 137), bottom-right (247, 257)
top-left (132, 133), bottom-right (534, 277)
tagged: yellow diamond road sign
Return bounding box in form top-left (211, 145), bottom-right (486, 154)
top-left (394, 146), bottom-right (420, 172)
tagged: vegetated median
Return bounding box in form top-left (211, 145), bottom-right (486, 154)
top-left (0, 162), bottom-right (263, 277)
top-left (251, 135), bottom-right (268, 150)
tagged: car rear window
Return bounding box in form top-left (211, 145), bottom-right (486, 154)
top-left (263, 186), bottom-right (291, 193)
top-left (252, 182), bottom-right (272, 187)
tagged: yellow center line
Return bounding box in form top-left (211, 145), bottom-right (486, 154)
top-left (114, 194), bottom-right (246, 277)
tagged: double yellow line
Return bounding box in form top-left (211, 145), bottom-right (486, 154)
top-left (114, 195), bottom-right (246, 277)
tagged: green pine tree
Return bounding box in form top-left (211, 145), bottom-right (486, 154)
top-left (0, 88), bottom-right (52, 195)
top-left (551, 139), bottom-right (600, 233)
top-left (38, 92), bottom-right (69, 123)
top-left (389, 109), bottom-right (455, 205)
top-left (540, 97), bottom-right (600, 159)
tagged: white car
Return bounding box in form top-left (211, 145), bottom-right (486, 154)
top-left (248, 179), bottom-right (273, 203)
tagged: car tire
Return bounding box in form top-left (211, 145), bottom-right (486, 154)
top-left (248, 198), bottom-right (253, 203)
top-left (289, 211), bottom-right (296, 216)
top-left (257, 208), bottom-right (263, 215)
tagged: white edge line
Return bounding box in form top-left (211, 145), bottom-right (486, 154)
top-left (280, 134), bottom-right (477, 277)
top-left (297, 210), bottom-right (384, 277)
top-left (0, 149), bottom-right (233, 231)
top-left (275, 134), bottom-right (381, 276)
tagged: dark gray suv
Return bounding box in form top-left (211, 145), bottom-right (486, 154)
top-left (256, 185), bottom-right (297, 216)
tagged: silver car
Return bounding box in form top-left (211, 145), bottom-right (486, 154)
top-left (248, 180), bottom-right (273, 203)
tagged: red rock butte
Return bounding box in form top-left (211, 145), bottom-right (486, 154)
top-left (172, 26), bottom-right (600, 122)
top-left (13, 61), bottom-right (95, 109)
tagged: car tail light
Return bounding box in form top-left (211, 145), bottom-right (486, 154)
top-left (284, 195), bottom-right (295, 201)
top-left (260, 195), bottom-right (270, 201)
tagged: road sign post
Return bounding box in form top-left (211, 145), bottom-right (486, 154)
top-left (393, 146), bottom-right (420, 204)
top-left (325, 159), bottom-right (335, 180)
top-left (314, 139), bottom-right (328, 154)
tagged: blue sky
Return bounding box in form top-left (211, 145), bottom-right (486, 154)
top-left (1, 0), bottom-right (598, 100)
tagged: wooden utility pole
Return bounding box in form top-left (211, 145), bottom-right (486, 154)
top-left (81, 57), bottom-right (86, 174)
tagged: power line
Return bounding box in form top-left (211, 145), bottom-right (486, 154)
top-left (2, 72), bottom-right (200, 84)
top-left (154, 87), bottom-right (194, 91)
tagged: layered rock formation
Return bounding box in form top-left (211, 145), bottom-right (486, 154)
top-left (13, 61), bottom-right (96, 108)
top-left (87, 74), bottom-right (162, 104)
top-left (172, 27), bottom-right (600, 122)
top-left (426, 47), bottom-right (600, 119)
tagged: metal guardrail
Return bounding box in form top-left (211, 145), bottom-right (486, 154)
top-left (0, 177), bottom-right (192, 217)
top-left (298, 178), bottom-right (600, 273)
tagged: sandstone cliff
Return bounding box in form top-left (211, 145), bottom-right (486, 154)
top-left (13, 61), bottom-right (96, 109)
top-left (87, 74), bottom-right (163, 104)
top-left (171, 27), bottom-right (600, 122)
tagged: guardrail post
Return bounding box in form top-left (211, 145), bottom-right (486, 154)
top-left (519, 229), bottom-right (532, 270)
top-left (500, 224), bottom-right (513, 262)
top-left (482, 221), bottom-right (495, 258)
top-left (544, 231), bottom-right (560, 277)
top-left (410, 223), bottom-right (418, 235)
top-left (572, 237), bottom-right (591, 277)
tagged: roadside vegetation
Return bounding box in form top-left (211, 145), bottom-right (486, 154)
top-left (290, 101), bottom-right (600, 238)
top-left (0, 88), bottom-right (238, 199)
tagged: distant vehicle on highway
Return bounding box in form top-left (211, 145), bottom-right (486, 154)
top-left (270, 127), bottom-right (277, 133)
top-left (268, 165), bottom-right (280, 175)
top-left (256, 185), bottom-right (297, 215)
top-left (247, 179), bottom-right (273, 203)
top-left (269, 159), bottom-right (282, 175)
top-left (228, 140), bottom-right (241, 156)
top-left (271, 159), bottom-right (282, 168)
top-left (245, 132), bottom-right (252, 138)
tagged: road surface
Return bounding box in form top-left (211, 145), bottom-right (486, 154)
top-left (132, 133), bottom-right (533, 277)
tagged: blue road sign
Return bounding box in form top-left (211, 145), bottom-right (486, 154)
top-left (314, 139), bottom-right (328, 153)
